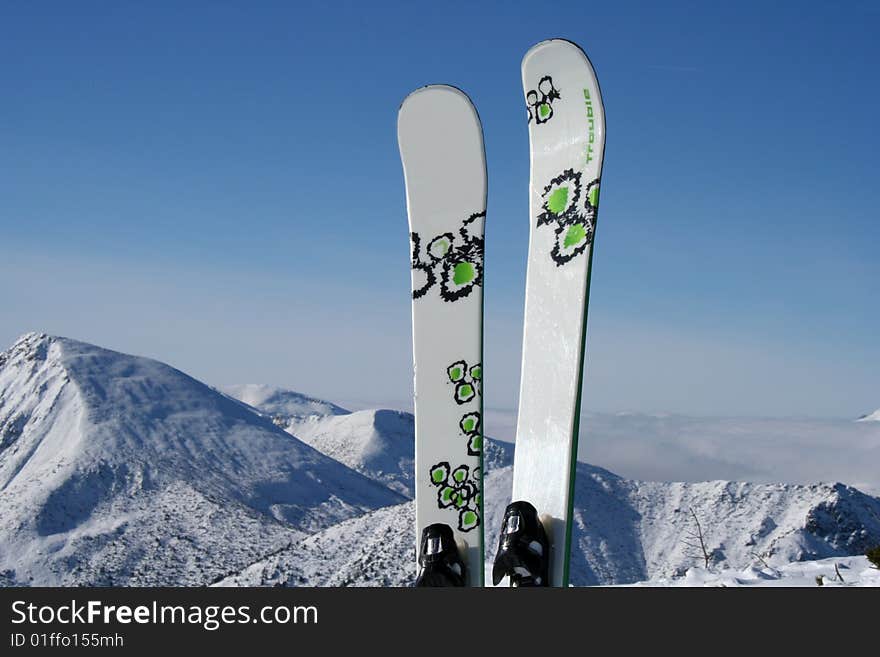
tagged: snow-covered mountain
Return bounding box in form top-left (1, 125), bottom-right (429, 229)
top-left (2, 332), bottom-right (878, 587)
top-left (0, 333), bottom-right (404, 586)
top-left (219, 383), bottom-right (349, 421)
top-left (222, 385), bottom-right (417, 497)
top-left (223, 390), bottom-right (513, 499)
top-left (217, 434), bottom-right (880, 586)
top-left (218, 521), bottom-right (880, 588)
top-left (857, 408), bottom-right (880, 422)
top-left (283, 411), bottom-right (416, 497)
top-left (215, 384), bottom-right (880, 586)
top-left (490, 462), bottom-right (880, 585)
top-left (216, 501), bottom-right (416, 587)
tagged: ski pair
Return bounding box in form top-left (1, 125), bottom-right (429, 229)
top-left (399, 39), bottom-right (606, 587)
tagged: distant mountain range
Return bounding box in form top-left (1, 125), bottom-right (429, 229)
top-left (219, 383), bottom-right (350, 421)
top-left (1, 333), bottom-right (878, 586)
top-left (227, 372), bottom-right (880, 586)
top-left (216, 434), bottom-right (880, 586)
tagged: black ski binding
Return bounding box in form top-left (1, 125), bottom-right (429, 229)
top-left (415, 523), bottom-right (466, 587)
top-left (492, 500), bottom-right (550, 587)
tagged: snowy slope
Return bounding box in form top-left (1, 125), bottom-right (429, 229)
top-left (636, 555), bottom-right (880, 587)
top-left (231, 396), bottom-right (512, 499)
top-left (217, 530), bottom-right (880, 588)
top-left (284, 411), bottom-right (415, 497)
top-left (222, 387), bottom-right (417, 496)
top-left (216, 501), bottom-right (417, 587)
top-left (0, 334), bottom-right (404, 586)
top-left (857, 408), bottom-right (880, 422)
top-left (283, 411), bottom-right (513, 499)
top-left (485, 463), bottom-right (880, 585)
top-left (215, 440), bottom-right (515, 587)
top-left (219, 435), bottom-right (880, 586)
top-left (2, 333), bottom-right (877, 587)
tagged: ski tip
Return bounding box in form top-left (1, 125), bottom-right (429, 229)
top-left (520, 36), bottom-right (604, 127)
top-left (522, 37), bottom-right (594, 69)
top-left (523, 37), bottom-right (586, 58)
top-left (397, 84), bottom-right (484, 152)
top-left (397, 84), bottom-right (477, 116)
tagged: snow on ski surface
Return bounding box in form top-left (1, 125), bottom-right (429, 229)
top-left (1, 333), bottom-right (878, 586)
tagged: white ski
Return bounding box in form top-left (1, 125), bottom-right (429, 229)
top-left (398, 85), bottom-right (486, 586)
top-left (511, 39), bottom-right (607, 586)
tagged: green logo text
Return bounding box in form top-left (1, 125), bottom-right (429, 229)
top-left (583, 88), bottom-right (596, 165)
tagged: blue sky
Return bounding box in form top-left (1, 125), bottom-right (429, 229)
top-left (1, 1), bottom-right (878, 418)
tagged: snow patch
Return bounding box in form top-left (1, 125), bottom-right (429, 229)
top-left (636, 555), bottom-right (880, 587)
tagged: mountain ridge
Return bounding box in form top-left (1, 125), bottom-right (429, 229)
top-left (219, 383), bottom-right (349, 421)
top-left (225, 383), bottom-right (880, 586)
top-left (3, 333), bottom-right (878, 587)
top-left (218, 452), bottom-right (880, 586)
top-left (0, 333), bottom-right (403, 585)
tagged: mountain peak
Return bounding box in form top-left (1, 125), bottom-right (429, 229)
top-left (0, 333), bottom-right (403, 586)
top-left (282, 409), bottom-right (415, 497)
top-left (220, 384), bottom-right (349, 421)
top-left (11, 331), bottom-right (50, 346)
top-left (0, 332), bottom-right (52, 367)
